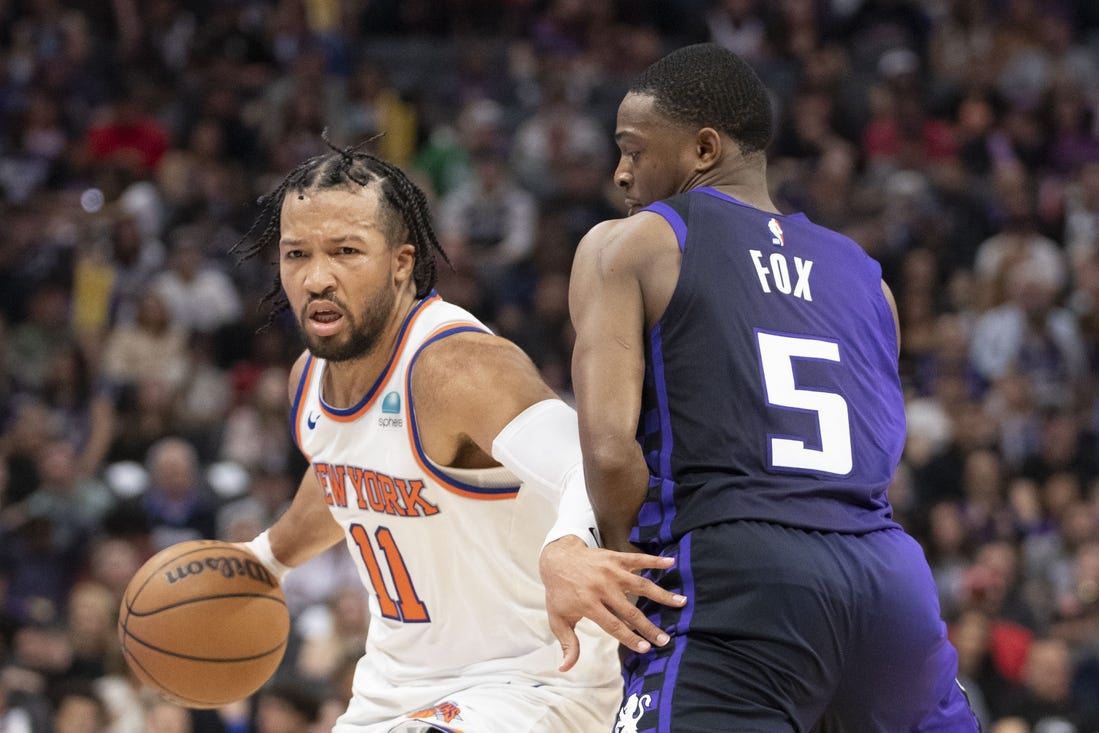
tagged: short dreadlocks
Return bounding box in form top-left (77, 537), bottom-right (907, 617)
top-left (235, 142), bottom-right (450, 318)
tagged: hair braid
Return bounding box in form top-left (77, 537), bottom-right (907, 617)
top-left (233, 142), bottom-right (451, 325)
top-left (363, 155), bottom-right (447, 297)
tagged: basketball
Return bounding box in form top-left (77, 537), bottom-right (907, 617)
top-left (118, 540), bottom-right (290, 708)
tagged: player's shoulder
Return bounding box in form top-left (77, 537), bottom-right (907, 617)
top-left (409, 330), bottom-right (549, 431)
top-left (287, 350), bottom-right (311, 403)
top-left (412, 330), bottom-right (534, 392)
top-left (579, 211), bottom-right (678, 249)
top-left (576, 211), bottom-right (680, 272)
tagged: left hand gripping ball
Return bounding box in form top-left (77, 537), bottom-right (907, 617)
top-left (118, 540), bottom-right (290, 708)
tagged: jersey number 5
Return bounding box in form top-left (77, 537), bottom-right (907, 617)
top-left (756, 330), bottom-right (853, 475)
top-left (350, 524), bottom-right (430, 622)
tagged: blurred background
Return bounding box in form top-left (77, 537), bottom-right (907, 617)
top-left (0, 1), bottom-right (1098, 731)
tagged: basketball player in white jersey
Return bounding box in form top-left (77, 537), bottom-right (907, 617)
top-left (233, 146), bottom-right (684, 732)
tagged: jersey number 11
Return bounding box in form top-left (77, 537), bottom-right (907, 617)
top-left (350, 523), bottom-right (430, 622)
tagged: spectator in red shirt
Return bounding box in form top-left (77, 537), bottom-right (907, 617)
top-left (84, 81), bottom-right (169, 174)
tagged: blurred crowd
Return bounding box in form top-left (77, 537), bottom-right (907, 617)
top-left (1, 0), bottom-right (1098, 731)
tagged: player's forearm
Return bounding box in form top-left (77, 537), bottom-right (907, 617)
top-left (266, 472), bottom-right (344, 568)
top-left (583, 439), bottom-right (650, 552)
top-left (268, 514), bottom-right (342, 569)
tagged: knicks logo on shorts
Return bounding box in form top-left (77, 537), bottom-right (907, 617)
top-left (409, 700), bottom-right (462, 724)
top-left (615, 693), bottom-right (651, 733)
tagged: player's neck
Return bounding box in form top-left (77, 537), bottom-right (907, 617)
top-left (707, 184), bottom-right (779, 214)
top-left (321, 293), bottom-right (417, 407)
top-left (688, 155), bottom-right (778, 214)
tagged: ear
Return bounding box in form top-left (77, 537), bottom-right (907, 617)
top-left (393, 243), bottom-right (416, 285)
top-left (694, 127), bottom-right (723, 172)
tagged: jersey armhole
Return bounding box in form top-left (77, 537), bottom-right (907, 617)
top-left (289, 354), bottom-right (317, 455)
top-left (640, 195), bottom-right (690, 252)
top-left (403, 324), bottom-right (522, 500)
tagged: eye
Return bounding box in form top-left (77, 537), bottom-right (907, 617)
top-left (336, 246), bottom-right (360, 255)
top-left (282, 249), bottom-right (305, 260)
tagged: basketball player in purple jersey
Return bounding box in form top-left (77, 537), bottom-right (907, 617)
top-left (549, 44), bottom-right (982, 731)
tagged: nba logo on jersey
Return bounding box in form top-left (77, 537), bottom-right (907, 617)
top-left (768, 217), bottom-right (784, 247)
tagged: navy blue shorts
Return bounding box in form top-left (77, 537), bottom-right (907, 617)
top-left (617, 521), bottom-right (980, 733)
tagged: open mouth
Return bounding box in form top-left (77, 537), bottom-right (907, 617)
top-left (305, 301), bottom-right (344, 335)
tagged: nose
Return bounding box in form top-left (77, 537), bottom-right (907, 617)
top-left (302, 256), bottom-right (336, 295)
top-left (614, 159), bottom-right (632, 189)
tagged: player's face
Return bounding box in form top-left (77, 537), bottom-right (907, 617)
top-left (614, 92), bottom-right (700, 215)
top-left (278, 186), bottom-right (413, 362)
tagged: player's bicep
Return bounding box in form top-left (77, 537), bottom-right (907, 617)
top-left (569, 226), bottom-right (647, 443)
top-left (412, 332), bottom-right (558, 462)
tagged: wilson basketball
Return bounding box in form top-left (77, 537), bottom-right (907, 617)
top-left (118, 540), bottom-right (290, 708)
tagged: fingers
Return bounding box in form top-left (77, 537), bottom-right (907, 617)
top-left (629, 575), bottom-right (687, 609)
top-left (609, 551), bottom-right (686, 610)
top-left (558, 635), bottom-right (580, 673)
top-left (548, 615), bottom-right (581, 673)
top-left (620, 552), bottom-right (676, 572)
top-left (543, 547), bottom-right (689, 668)
top-left (605, 595), bottom-right (672, 650)
top-left (586, 605), bottom-right (654, 655)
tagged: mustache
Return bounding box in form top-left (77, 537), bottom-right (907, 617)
top-left (302, 294), bottom-right (350, 313)
top-left (298, 294), bottom-right (354, 330)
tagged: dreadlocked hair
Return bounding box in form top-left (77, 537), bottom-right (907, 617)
top-left (630, 43), bottom-right (772, 155)
top-left (234, 139), bottom-right (451, 320)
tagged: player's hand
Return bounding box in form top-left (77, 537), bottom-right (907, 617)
top-left (538, 535), bottom-right (686, 672)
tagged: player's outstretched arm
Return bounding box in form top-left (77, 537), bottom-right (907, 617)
top-left (412, 331), bottom-right (685, 670)
top-left (539, 536), bottom-right (684, 672)
top-left (490, 395), bottom-right (687, 669)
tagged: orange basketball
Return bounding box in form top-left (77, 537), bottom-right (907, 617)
top-left (118, 540), bottom-right (290, 708)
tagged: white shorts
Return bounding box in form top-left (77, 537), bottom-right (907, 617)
top-left (333, 677), bottom-right (621, 733)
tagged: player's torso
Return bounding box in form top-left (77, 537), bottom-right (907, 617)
top-left (291, 295), bottom-right (556, 681)
top-left (635, 189), bottom-right (904, 542)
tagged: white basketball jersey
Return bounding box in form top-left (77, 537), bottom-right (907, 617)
top-left (290, 294), bottom-right (619, 725)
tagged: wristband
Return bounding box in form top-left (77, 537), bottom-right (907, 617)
top-left (542, 465), bottom-right (601, 549)
top-left (243, 530), bottom-right (292, 582)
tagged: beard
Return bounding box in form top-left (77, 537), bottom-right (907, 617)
top-left (297, 285), bottom-right (396, 362)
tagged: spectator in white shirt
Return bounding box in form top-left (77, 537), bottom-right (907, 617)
top-left (152, 224), bottom-right (242, 334)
